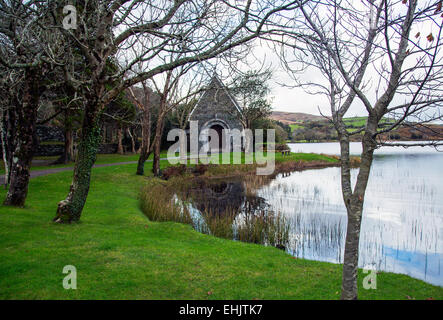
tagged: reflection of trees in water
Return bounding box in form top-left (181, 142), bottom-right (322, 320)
top-left (183, 177), bottom-right (290, 249)
top-left (188, 180), bottom-right (244, 216)
top-left (241, 195), bottom-right (269, 215)
top-left (182, 172), bottom-right (346, 254)
top-left (185, 178), bottom-right (272, 217)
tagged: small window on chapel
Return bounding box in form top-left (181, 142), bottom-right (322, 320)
top-left (214, 88), bottom-right (220, 103)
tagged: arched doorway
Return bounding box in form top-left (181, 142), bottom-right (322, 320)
top-left (201, 119), bottom-right (230, 153)
top-left (209, 124), bottom-right (224, 150)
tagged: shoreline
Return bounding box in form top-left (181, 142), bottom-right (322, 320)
top-left (1, 154), bottom-right (441, 298)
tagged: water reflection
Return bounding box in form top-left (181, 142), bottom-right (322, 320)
top-left (185, 180), bottom-right (244, 215)
top-left (182, 143), bottom-right (442, 286)
top-left (280, 143), bottom-right (442, 286)
top-left (183, 178), bottom-right (289, 248)
top-left (183, 179), bottom-right (270, 216)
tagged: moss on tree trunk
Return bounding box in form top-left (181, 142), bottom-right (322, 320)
top-left (53, 107), bottom-right (101, 223)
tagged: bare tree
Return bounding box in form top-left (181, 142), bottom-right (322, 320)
top-left (102, 90), bottom-right (137, 155)
top-left (171, 100), bottom-right (196, 132)
top-left (0, 1), bottom-right (64, 206)
top-left (36, 85), bottom-right (84, 165)
top-left (50, 0), bottom-right (304, 222)
top-left (148, 62), bottom-right (208, 176)
top-left (228, 69), bottom-right (273, 129)
top-left (128, 81), bottom-right (157, 174)
top-left (282, 0), bottom-right (443, 299)
top-left (0, 67), bottom-right (19, 188)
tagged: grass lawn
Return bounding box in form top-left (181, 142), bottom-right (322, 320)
top-left (184, 151), bottom-right (339, 165)
top-left (289, 124), bottom-right (304, 131)
top-left (0, 152), bottom-right (170, 175)
top-left (288, 116), bottom-right (394, 134)
top-left (0, 157), bottom-right (442, 299)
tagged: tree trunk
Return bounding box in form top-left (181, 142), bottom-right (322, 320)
top-left (102, 125), bottom-right (107, 143)
top-left (53, 103), bottom-right (102, 223)
top-left (127, 128), bottom-right (136, 153)
top-left (340, 124), bottom-right (376, 300)
top-left (136, 92), bottom-right (152, 176)
top-left (243, 124), bottom-right (252, 153)
top-left (54, 109), bottom-right (75, 165)
top-left (65, 129), bottom-right (74, 162)
top-left (136, 144), bottom-right (151, 175)
top-left (0, 120), bottom-right (8, 188)
top-left (117, 126), bottom-right (124, 155)
top-left (152, 113), bottom-right (166, 177)
top-left (341, 206), bottom-right (363, 300)
top-left (54, 127), bottom-right (74, 165)
top-left (4, 73), bottom-right (40, 207)
top-left (0, 105), bottom-right (15, 188)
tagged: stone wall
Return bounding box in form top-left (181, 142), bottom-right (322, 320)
top-left (35, 144), bottom-right (65, 157)
top-left (189, 76), bottom-right (243, 151)
top-left (32, 143), bottom-right (119, 157)
top-left (0, 125), bottom-right (122, 157)
top-left (98, 143), bottom-right (118, 154)
top-left (36, 125), bottom-right (65, 142)
top-left (190, 77), bottom-right (243, 132)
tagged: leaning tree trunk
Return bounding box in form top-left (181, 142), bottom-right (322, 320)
top-left (136, 141), bottom-right (151, 175)
top-left (53, 104), bottom-right (102, 223)
top-left (340, 125), bottom-right (376, 300)
top-left (4, 73), bottom-right (40, 206)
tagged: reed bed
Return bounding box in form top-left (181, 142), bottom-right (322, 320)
top-left (194, 206), bottom-right (291, 250)
top-left (139, 152), bottom-right (352, 252)
top-left (140, 177), bottom-right (292, 250)
top-left (235, 210), bottom-right (291, 249)
top-left (139, 180), bottom-right (193, 225)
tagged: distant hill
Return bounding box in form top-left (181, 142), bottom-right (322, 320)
top-left (270, 111), bottom-right (324, 124)
top-left (270, 111), bottom-right (443, 142)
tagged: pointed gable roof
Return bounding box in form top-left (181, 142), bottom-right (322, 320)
top-left (189, 74), bottom-right (242, 118)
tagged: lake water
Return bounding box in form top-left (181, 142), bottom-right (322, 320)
top-left (184, 142), bottom-right (442, 286)
top-left (264, 142), bottom-right (442, 286)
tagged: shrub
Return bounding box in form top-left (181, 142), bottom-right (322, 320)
top-left (192, 164), bottom-right (208, 176)
top-left (262, 142), bottom-right (289, 152)
top-left (162, 164), bottom-right (187, 180)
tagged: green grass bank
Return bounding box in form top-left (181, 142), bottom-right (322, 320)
top-left (0, 154), bottom-right (441, 299)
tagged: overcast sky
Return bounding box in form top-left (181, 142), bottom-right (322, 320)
top-left (238, 2), bottom-right (443, 121)
top-left (248, 44), bottom-right (368, 118)
top-left (247, 36), bottom-right (442, 122)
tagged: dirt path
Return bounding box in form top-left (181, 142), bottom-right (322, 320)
top-left (0, 156), bottom-right (186, 186)
top-left (0, 161), bottom-right (141, 185)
